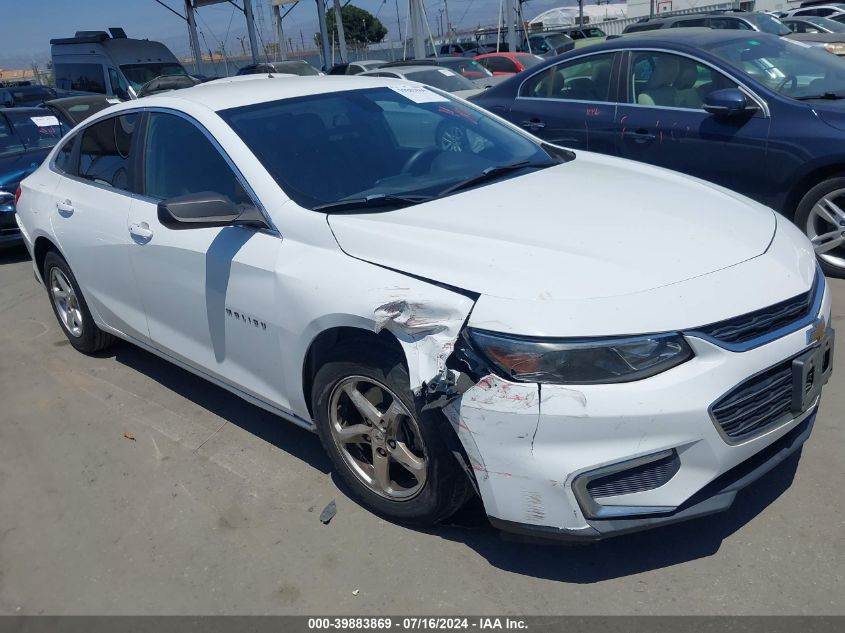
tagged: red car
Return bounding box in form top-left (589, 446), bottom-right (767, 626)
top-left (473, 52), bottom-right (544, 75)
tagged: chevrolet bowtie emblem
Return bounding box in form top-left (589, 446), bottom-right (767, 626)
top-left (807, 318), bottom-right (826, 345)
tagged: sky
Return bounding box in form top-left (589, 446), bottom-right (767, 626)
top-left (0, 0), bottom-right (622, 69)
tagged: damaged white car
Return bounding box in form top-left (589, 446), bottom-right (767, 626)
top-left (16, 76), bottom-right (833, 540)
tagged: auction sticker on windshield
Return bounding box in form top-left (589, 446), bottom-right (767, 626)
top-left (29, 116), bottom-right (60, 128)
top-left (389, 84), bottom-right (449, 103)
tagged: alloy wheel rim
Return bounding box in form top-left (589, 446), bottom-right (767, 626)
top-left (440, 126), bottom-right (466, 152)
top-left (328, 376), bottom-right (427, 500)
top-left (50, 268), bottom-right (83, 338)
top-left (807, 188), bottom-right (845, 269)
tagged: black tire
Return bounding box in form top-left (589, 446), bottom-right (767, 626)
top-left (795, 176), bottom-right (845, 279)
top-left (43, 251), bottom-right (116, 353)
top-left (311, 342), bottom-right (473, 525)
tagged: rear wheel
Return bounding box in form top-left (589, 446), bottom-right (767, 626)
top-left (43, 251), bottom-right (116, 353)
top-left (796, 177), bottom-right (845, 278)
top-left (311, 343), bottom-right (472, 525)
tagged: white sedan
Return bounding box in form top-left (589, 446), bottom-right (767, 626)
top-left (15, 75), bottom-right (833, 540)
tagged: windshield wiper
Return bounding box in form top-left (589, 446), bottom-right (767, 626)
top-left (795, 92), bottom-right (845, 101)
top-left (313, 193), bottom-right (433, 213)
top-left (437, 160), bottom-right (558, 197)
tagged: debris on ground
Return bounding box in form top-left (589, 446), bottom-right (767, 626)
top-left (352, 589), bottom-right (360, 596)
top-left (319, 500), bottom-right (337, 525)
top-left (123, 432), bottom-right (136, 442)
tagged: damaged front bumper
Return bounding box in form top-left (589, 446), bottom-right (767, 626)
top-left (441, 291), bottom-right (832, 542)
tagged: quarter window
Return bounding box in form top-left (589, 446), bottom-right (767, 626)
top-left (53, 137), bottom-right (76, 174)
top-left (78, 114), bottom-right (140, 191)
top-left (520, 53), bottom-right (615, 102)
top-left (143, 113), bottom-right (251, 206)
top-left (629, 52), bottom-right (740, 109)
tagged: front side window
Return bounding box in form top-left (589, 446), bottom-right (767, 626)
top-left (220, 86), bottom-right (561, 211)
top-left (630, 52), bottom-right (739, 109)
top-left (709, 17), bottom-right (752, 30)
top-left (78, 113), bottom-right (139, 191)
top-left (54, 63), bottom-right (107, 94)
top-left (520, 52), bottom-right (615, 101)
top-left (748, 14), bottom-right (792, 35)
top-left (673, 18), bottom-right (708, 28)
top-left (706, 36), bottom-right (845, 99)
top-left (529, 37), bottom-right (550, 54)
top-left (143, 113), bottom-right (251, 207)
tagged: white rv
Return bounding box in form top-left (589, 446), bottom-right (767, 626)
top-left (51, 28), bottom-right (189, 100)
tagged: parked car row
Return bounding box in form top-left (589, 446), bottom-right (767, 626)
top-left (14, 71), bottom-right (833, 541)
top-left (471, 27), bottom-right (845, 278)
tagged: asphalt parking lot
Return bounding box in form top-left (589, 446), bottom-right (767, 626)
top-left (0, 244), bottom-right (843, 616)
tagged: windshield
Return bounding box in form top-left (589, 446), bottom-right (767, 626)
top-left (1, 111), bottom-right (62, 156)
top-left (438, 59), bottom-right (493, 78)
top-left (404, 69), bottom-right (475, 91)
top-left (545, 34), bottom-right (572, 47)
top-left (519, 55), bottom-right (544, 68)
top-left (220, 86), bottom-right (562, 211)
top-left (120, 62), bottom-right (187, 90)
top-left (272, 62), bottom-right (320, 76)
top-left (582, 28), bottom-right (606, 37)
top-left (749, 14), bottom-right (792, 36)
top-left (706, 36), bottom-right (845, 98)
top-left (806, 16), bottom-right (845, 31)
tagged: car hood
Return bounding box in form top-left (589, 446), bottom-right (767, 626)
top-left (328, 151), bottom-right (777, 303)
top-left (809, 101), bottom-right (845, 131)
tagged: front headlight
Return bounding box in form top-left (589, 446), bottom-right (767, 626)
top-left (469, 329), bottom-right (693, 385)
top-left (824, 42), bottom-right (845, 55)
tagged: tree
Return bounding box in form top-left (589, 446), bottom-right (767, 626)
top-left (326, 4), bottom-right (388, 46)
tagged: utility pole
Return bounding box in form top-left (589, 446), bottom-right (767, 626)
top-left (444, 0), bottom-right (452, 43)
top-left (409, 0), bottom-right (426, 59)
top-left (316, 0), bottom-right (332, 69)
top-left (272, 1), bottom-right (288, 61)
top-left (243, 0), bottom-right (260, 63)
top-left (332, 0), bottom-right (348, 63)
top-left (579, 0), bottom-right (584, 26)
top-left (504, 0), bottom-right (516, 53)
top-left (394, 0), bottom-right (403, 44)
top-left (183, 0), bottom-right (203, 74)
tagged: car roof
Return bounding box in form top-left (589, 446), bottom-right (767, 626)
top-left (609, 27), bottom-right (775, 48)
top-left (97, 75), bottom-right (445, 114)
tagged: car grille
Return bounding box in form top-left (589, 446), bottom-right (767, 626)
top-left (586, 451), bottom-right (680, 499)
top-left (694, 274), bottom-right (818, 346)
top-left (710, 359), bottom-right (793, 441)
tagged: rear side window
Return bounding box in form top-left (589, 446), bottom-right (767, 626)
top-left (520, 52), bottom-right (615, 102)
top-left (54, 63), bottom-right (107, 94)
top-left (486, 56), bottom-right (519, 73)
top-left (143, 112), bottom-right (251, 206)
top-left (78, 113), bottom-right (140, 191)
top-left (673, 18), bottom-right (708, 28)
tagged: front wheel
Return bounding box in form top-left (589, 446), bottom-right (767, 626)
top-left (795, 177), bottom-right (845, 278)
top-left (311, 343), bottom-right (473, 525)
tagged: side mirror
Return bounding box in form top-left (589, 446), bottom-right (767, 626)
top-left (703, 88), bottom-right (758, 118)
top-left (157, 191), bottom-right (266, 230)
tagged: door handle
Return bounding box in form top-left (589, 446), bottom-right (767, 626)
top-left (129, 221), bottom-right (153, 241)
top-left (623, 129), bottom-right (656, 144)
top-left (56, 200), bottom-right (74, 215)
top-left (521, 119), bottom-right (546, 131)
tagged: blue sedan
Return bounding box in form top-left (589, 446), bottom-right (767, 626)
top-left (470, 30), bottom-right (845, 277)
